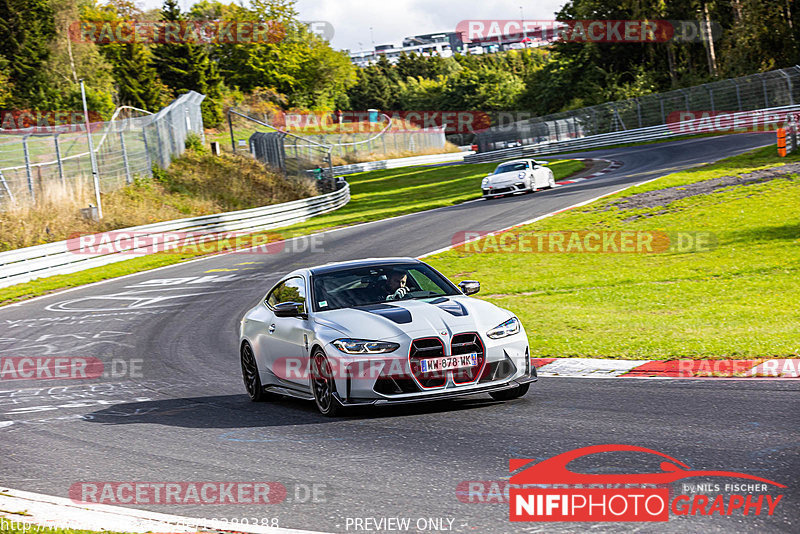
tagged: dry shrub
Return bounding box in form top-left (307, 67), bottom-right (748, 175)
top-left (0, 150), bottom-right (317, 251)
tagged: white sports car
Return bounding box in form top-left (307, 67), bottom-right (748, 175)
top-left (239, 258), bottom-right (535, 415)
top-left (481, 159), bottom-right (556, 198)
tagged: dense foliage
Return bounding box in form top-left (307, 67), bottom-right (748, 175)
top-left (347, 0), bottom-right (800, 115)
top-left (1, 0), bottom-right (796, 128)
top-left (0, 0), bottom-right (356, 126)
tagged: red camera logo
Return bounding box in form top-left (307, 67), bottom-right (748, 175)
top-left (508, 445), bottom-right (785, 523)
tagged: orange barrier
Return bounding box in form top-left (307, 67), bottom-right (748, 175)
top-left (777, 127), bottom-right (786, 157)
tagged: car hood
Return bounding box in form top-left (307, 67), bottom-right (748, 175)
top-left (313, 296), bottom-right (513, 340)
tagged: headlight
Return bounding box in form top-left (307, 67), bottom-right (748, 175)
top-left (487, 317), bottom-right (520, 339)
top-left (481, 177), bottom-right (489, 187)
top-left (332, 339), bottom-right (400, 354)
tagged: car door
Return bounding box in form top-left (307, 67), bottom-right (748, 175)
top-left (264, 276), bottom-right (313, 390)
top-left (531, 160), bottom-right (547, 188)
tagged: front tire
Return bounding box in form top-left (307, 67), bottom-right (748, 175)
top-left (489, 383), bottom-right (530, 401)
top-left (311, 349), bottom-right (342, 416)
top-left (241, 342), bottom-right (267, 402)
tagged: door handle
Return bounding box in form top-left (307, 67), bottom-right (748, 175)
top-left (269, 324), bottom-right (276, 334)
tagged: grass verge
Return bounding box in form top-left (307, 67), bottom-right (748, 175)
top-left (0, 159), bottom-right (585, 306)
top-left (426, 145), bottom-right (800, 359)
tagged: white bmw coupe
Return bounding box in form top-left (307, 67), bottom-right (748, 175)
top-left (239, 258), bottom-right (535, 415)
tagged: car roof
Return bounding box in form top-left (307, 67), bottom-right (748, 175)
top-left (308, 257), bottom-right (422, 275)
top-left (497, 159), bottom-right (530, 165)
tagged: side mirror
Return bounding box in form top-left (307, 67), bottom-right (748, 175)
top-left (458, 280), bottom-right (480, 296)
top-left (274, 301), bottom-right (306, 318)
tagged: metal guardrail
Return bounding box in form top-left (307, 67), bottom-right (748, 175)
top-left (464, 105), bottom-right (800, 164)
top-left (329, 151), bottom-right (475, 176)
top-left (0, 183), bottom-right (350, 289)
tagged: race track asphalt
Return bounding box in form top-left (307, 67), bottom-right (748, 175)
top-left (1, 132), bottom-right (796, 533)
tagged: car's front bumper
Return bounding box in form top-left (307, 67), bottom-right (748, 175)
top-left (325, 333), bottom-right (533, 405)
top-left (482, 181), bottom-right (528, 197)
top-left (335, 374), bottom-right (537, 406)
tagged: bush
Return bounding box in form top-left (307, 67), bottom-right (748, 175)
top-left (184, 132), bottom-right (206, 152)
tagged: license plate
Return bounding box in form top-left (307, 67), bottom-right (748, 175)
top-left (420, 353), bottom-right (478, 373)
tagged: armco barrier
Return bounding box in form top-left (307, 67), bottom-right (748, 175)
top-left (0, 183), bottom-right (350, 289)
top-left (330, 151), bottom-right (474, 176)
top-left (464, 105), bottom-right (800, 164)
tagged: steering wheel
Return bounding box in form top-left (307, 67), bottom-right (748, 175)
top-left (387, 286), bottom-right (410, 301)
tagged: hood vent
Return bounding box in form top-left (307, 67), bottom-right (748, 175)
top-left (355, 303), bottom-right (413, 324)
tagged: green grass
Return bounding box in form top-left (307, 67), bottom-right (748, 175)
top-left (0, 159), bottom-right (585, 306)
top-left (426, 146), bottom-right (800, 359)
top-left (278, 159), bottom-right (585, 238)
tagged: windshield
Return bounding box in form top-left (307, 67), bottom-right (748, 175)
top-left (494, 162), bottom-right (529, 174)
top-left (311, 264), bottom-right (461, 312)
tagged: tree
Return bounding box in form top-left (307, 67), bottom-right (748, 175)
top-left (83, 0), bottom-right (167, 111)
top-left (442, 68), bottom-right (524, 111)
top-left (0, 54), bottom-right (13, 107)
top-left (208, 0), bottom-right (354, 109)
top-left (152, 0), bottom-right (224, 126)
top-left (347, 66), bottom-right (395, 110)
top-left (0, 0), bottom-right (58, 108)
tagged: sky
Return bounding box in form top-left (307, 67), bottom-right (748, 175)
top-left (137, 0), bottom-right (567, 51)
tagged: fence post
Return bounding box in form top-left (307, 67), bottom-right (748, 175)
top-left (22, 135), bottom-right (35, 202)
top-left (228, 110), bottom-right (236, 154)
top-left (0, 170), bottom-right (14, 203)
top-left (733, 79), bottom-right (743, 111)
top-left (53, 134), bottom-right (65, 185)
top-left (119, 128), bottom-right (132, 184)
top-left (154, 121), bottom-right (165, 168)
top-left (709, 87), bottom-right (715, 113)
top-left (80, 79), bottom-right (103, 219)
top-left (141, 126), bottom-right (153, 174)
top-left (612, 103), bottom-right (626, 131)
top-left (636, 99), bottom-right (643, 128)
top-left (762, 77), bottom-right (769, 107)
top-left (778, 69), bottom-right (794, 105)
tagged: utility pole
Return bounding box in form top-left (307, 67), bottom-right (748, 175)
top-left (702, 3), bottom-right (718, 77)
top-left (80, 79), bottom-right (103, 219)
